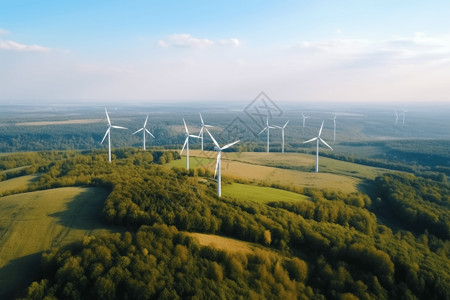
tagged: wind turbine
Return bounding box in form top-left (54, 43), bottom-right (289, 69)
top-left (274, 120), bottom-right (289, 153)
top-left (303, 121), bottom-right (333, 173)
top-left (395, 111), bottom-right (399, 125)
top-left (301, 112), bottom-right (310, 128)
top-left (401, 109), bottom-right (407, 125)
top-left (132, 115), bottom-right (155, 150)
top-left (205, 128), bottom-right (239, 197)
top-left (199, 113), bottom-right (214, 151)
top-left (258, 118), bottom-right (275, 153)
top-left (180, 118), bottom-right (200, 170)
top-left (101, 108), bottom-right (127, 163)
top-left (332, 114), bottom-right (337, 142)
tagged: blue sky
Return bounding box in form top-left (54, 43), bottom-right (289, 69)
top-left (1, 1), bottom-right (450, 104)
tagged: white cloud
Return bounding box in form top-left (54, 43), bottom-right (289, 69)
top-left (0, 29), bottom-right (9, 35)
top-left (158, 34), bottom-right (240, 48)
top-left (0, 39), bottom-right (50, 52)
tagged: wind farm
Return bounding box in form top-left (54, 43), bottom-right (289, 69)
top-left (1, 1), bottom-right (450, 299)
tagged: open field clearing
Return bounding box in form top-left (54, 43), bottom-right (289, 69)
top-left (222, 183), bottom-right (310, 203)
top-left (187, 233), bottom-right (259, 255)
top-left (181, 151), bottom-right (361, 193)
top-left (0, 187), bottom-right (111, 298)
top-left (1, 165), bottom-right (30, 174)
top-left (15, 118), bottom-right (103, 126)
top-left (0, 175), bottom-right (38, 195)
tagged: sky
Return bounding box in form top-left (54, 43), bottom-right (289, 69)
top-left (1, 0), bottom-right (450, 105)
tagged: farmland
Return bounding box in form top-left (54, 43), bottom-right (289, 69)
top-left (0, 187), bottom-right (111, 299)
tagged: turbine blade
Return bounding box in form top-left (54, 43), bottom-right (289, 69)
top-left (221, 140), bottom-right (239, 150)
top-left (199, 113), bottom-right (204, 125)
top-left (105, 108), bottom-right (111, 125)
top-left (258, 127), bottom-right (267, 135)
top-left (303, 137), bottom-right (317, 144)
top-left (180, 137), bottom-right (188, 154)
top-left (145, 128), bottom-right (155, 138)
top-left (214, 152), bottom-right (221, 178)
top-left (273, 125), bottom-right (282, 129)
top-left (133, 128), bottom-right (144, 135)
top-left (283, 120), bottom-right (289, 128)
top-left (112, 125), bottom-right (127, 129)
top-left (183, 118), bottom-right (189, 134)
top-left (320, 138), bottom-right (333, 150)
top-left (189, 134), bottom-right (200, 138)
top-left (268, 126), bottom-right (276, 129)
top-left (318, 121), bottom-right (324, 137)
top-left (205, 125), bottom-right (214, 128)
top-left (205, 127), bottom-right (220, 148)
top-left (101, 127), bottom-right (110, 144)
top-left (143, 115), bottom-right (149, 128)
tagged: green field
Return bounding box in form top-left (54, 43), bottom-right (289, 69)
top-left (0, 186), bottom-right (111, 299)
top-left (222, 183), bottom-right (310, 203)
top-left (0, 174), bottom-right (38, 195)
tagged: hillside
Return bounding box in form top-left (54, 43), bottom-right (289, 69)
top-left (0, 187), bottom-right (111, 299)
top-left (0, 149), bottom-right (447, 299)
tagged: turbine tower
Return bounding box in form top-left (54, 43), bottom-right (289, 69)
top-left (303, 121), bottom-right (333, 173)
top-left (101, 108), bottom-right (127, 163)
top-left (395, 111), bottom-right (399, 125)
top-left (274, 120), bottom-right (289, 153)
top-left (332, 114), bottom-right (337, 142)
top-left (132, 115), bottom-right (155, 150)
top-left (301, 112), bottom-right (310, 128)
top-left (258, 118), bottom-right (275, 153)
top-left (180, 118), bottom-right (200, 170)
top-left (205, 128), bottom-right (239, 197)
top-left (401, 109), bottom-right (407, 125)
top-left (199, 113), bottom-right (214, 151)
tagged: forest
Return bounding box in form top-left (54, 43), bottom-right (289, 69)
top-left (0, 149), bottom-right (447, 299)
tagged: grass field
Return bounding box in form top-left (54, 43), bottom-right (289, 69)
top-left (222, 183), bottom-right (310, 203)
top-left (0, 187), bottom-right (111, 299)
top-left (0, 175), bottom-right (38, 195)
top-left (187, 233), bottom-right (254, 254)
top-left (175, 151), bottom-right (360, 193)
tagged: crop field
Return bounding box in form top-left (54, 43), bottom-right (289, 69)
top-left (222, 183), bottom-right (310, 203)
top-left (0, 187), bottom-right (111, 298)
top-left (0, 175), bottom-right (38, 195)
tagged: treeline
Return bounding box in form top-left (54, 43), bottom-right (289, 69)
top-left (375, 173), bottom-right (450, 240)
top-left (6, 150), bottom-right (449, 299)
top-left (22, 224), bottom-right (313, 300)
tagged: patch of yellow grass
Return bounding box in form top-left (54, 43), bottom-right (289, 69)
top-left (0, 175), bottom-right (37, 194)
top-left (0, 187), bottom-right (111, 298)
top-left (186, 233), bottom-right (254, 254)
top-left (16, 119), bottom-right (103, 126)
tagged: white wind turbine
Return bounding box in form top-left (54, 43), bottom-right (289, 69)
top-left (132, 115), bottom-right (155, 150)
top-left (274, 120), bottom-right (289, 153)
top-left (401, 109), bottom-right (407, 125)
top-left (101, 108), bottom-right (127, 163)
top-left (199, 113), bottom-right (214, 151)
top-left (332, 114), bottom-right (337, 142)
top-left (301, 112), bottom-right (310, 128)
top-left (180, 118), bottom-right (200, 170)
top-left (258, 118), bottom-right (275, 153)
top-left (395, 111), bottom-right (399, 125)
top-left (303, 121), bottom-right (333, 173)
top-left (205, 128), bottom-right (239, 197)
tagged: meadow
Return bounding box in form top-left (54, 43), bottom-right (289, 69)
top-left (0, 187), bottom-right (111, 299)
top-left (222, 183), bottom-right (310, 203)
